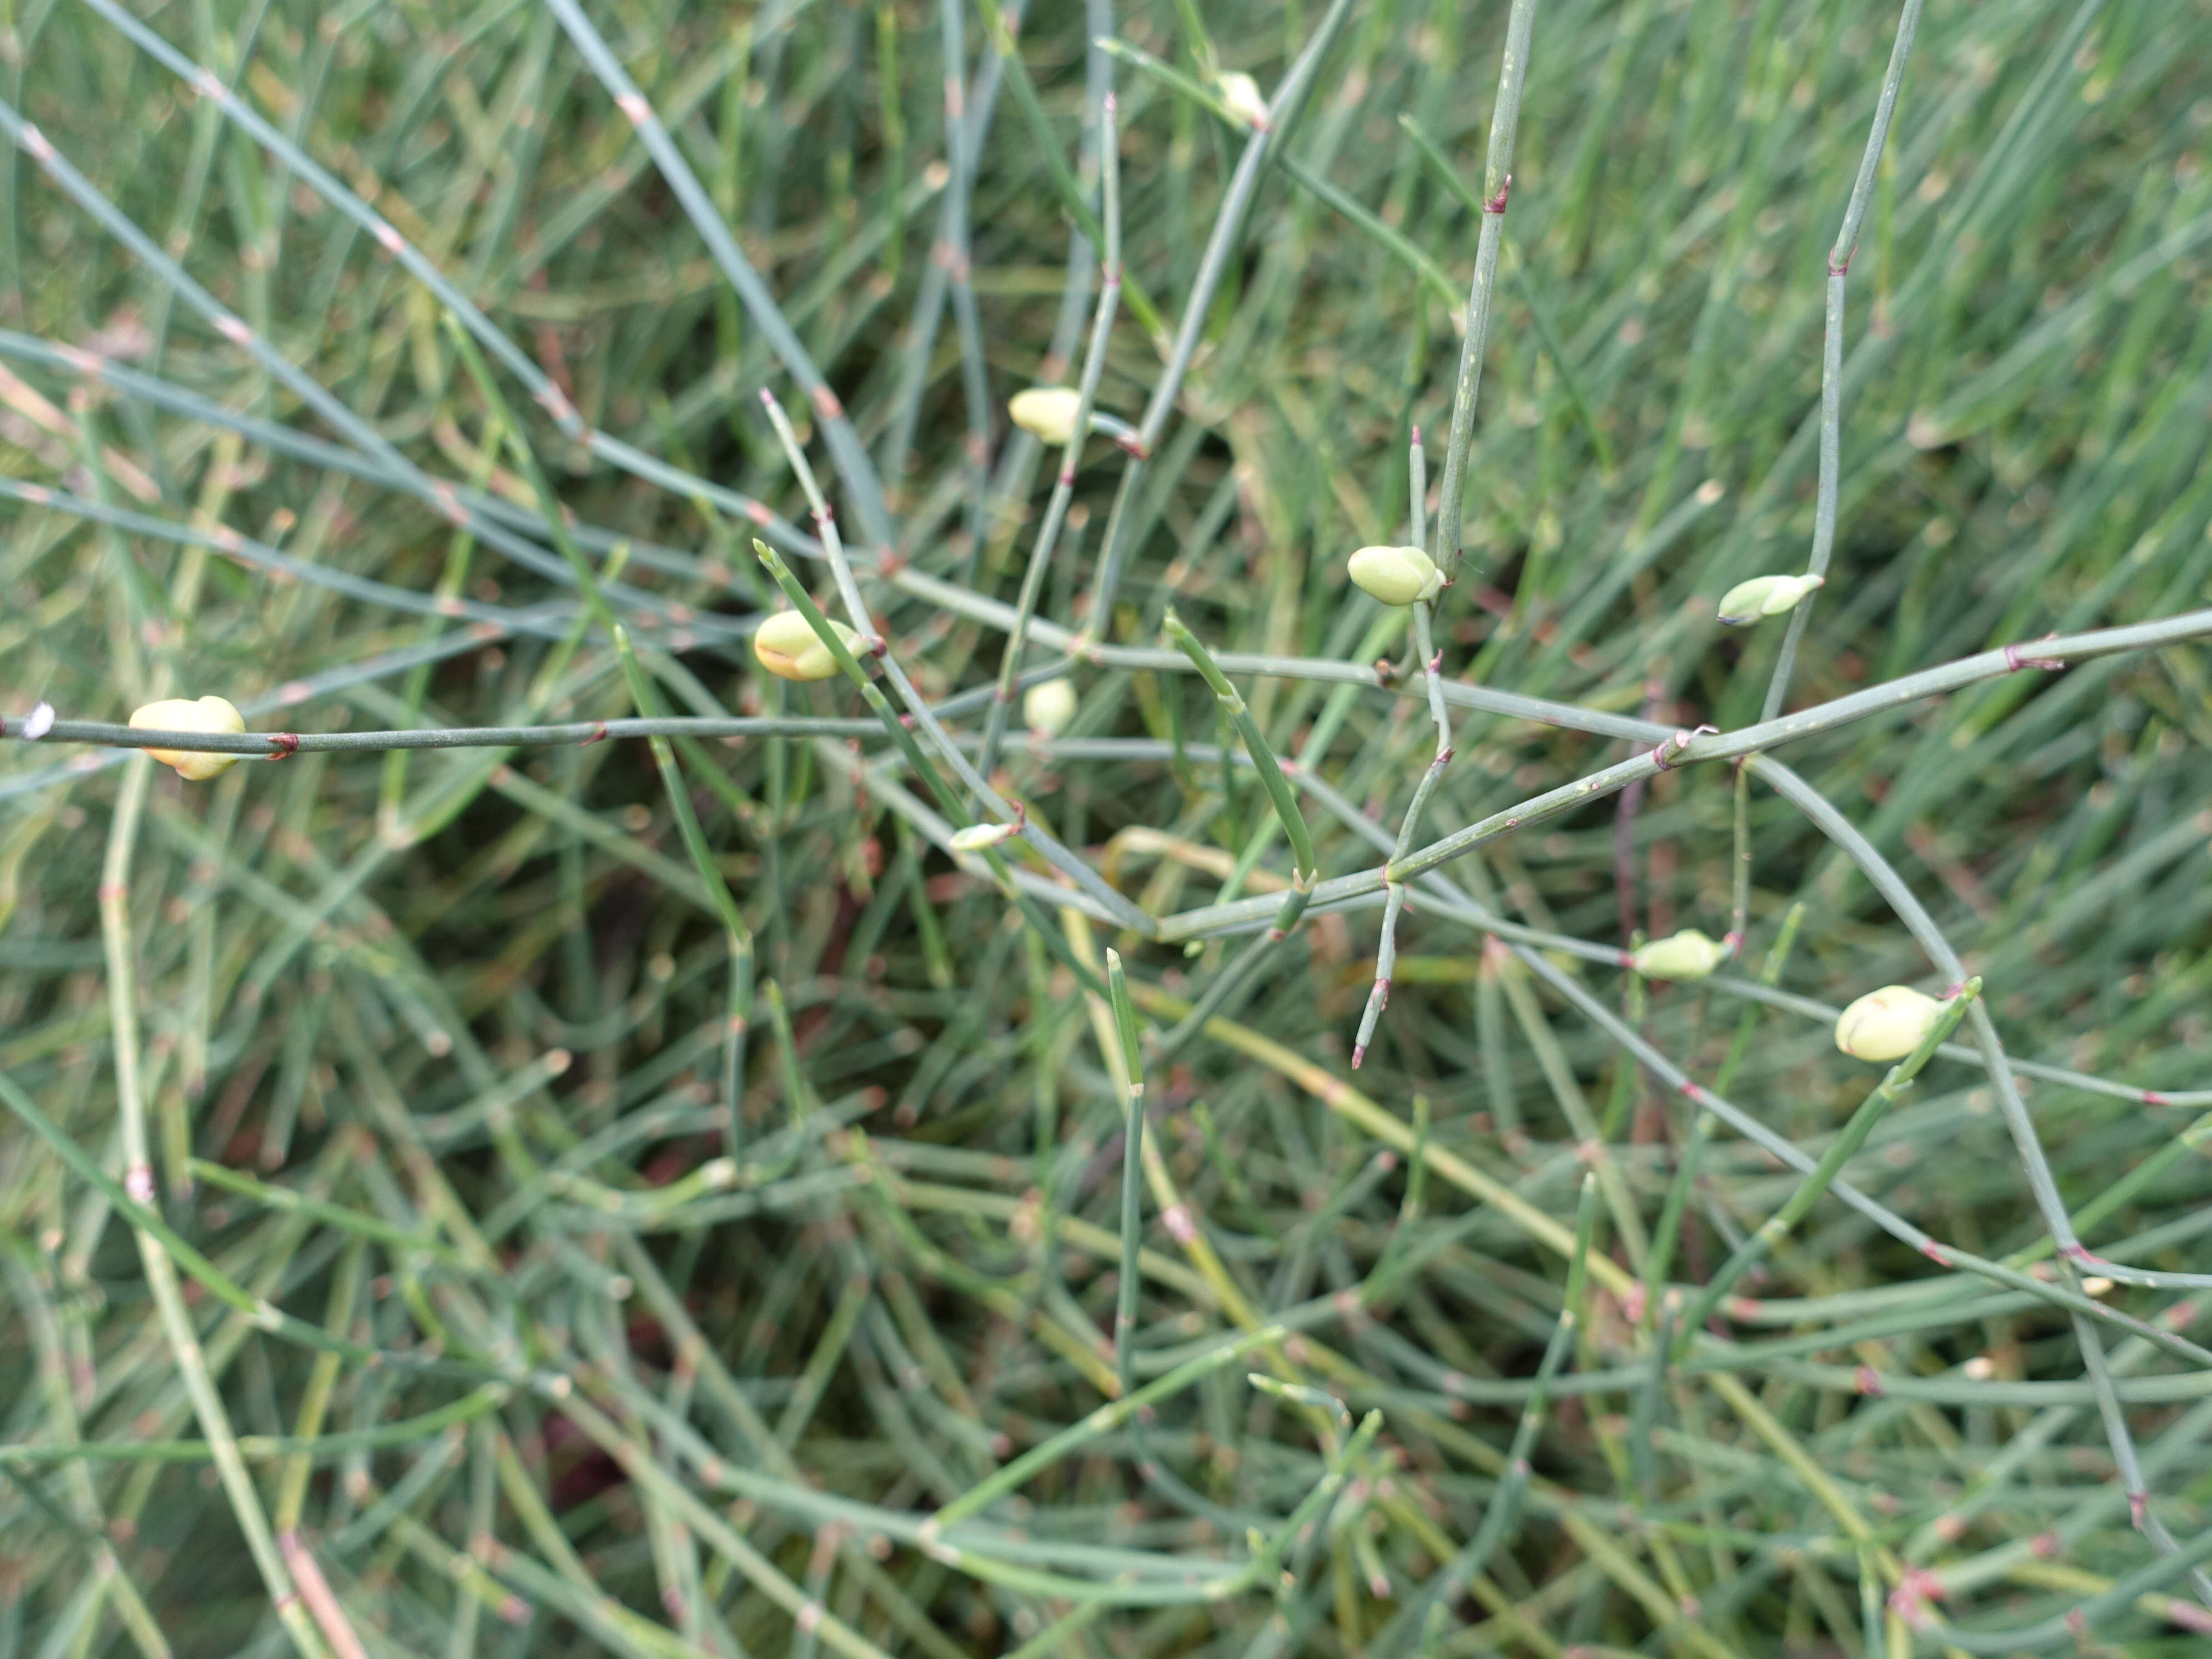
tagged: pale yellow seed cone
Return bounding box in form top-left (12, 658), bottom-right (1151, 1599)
top-left (1008, 387), bottom-right (1083, 447)
top-left (753, 611), bottom-right (861, 682)
top-left (1834, 984), bottom-right (1944, 1061)
top-left (1022, 677), bottom-right (1078, 736)
top-left (1347, 544), bottom-right (1443, 607)
top-left (1629, 929), bottom-right (1726, 982)
top-left (129, 695), bottom-right (246, 781)
top-left (1216, 71), bottom-right (1269, 127)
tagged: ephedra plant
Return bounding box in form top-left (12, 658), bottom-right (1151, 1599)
top-left (2, 0), bottom-right (2211, 1654)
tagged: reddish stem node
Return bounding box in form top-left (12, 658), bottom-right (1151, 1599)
top-left (2002, 634), bottom-right (2066, 672)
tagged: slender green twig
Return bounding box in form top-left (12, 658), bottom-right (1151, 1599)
top-left (90, 771), bottom-right (329, 1659)
top-left (1081, 0), bottom-right (1359, 628)
top-left (1759, 0), bottom-right (1927, 721)
top-left (1642, 904), bottom-right (1806, 1321)
top-left (1430, 0), bottom-right (1542, 582)
top-left (1107, 949), bottom-right (1146, 1400)
top-left (1161, 613), bottom-right (1317, 884)
top-left (757, 393), bottom-right (1153, 934)
top-left (968, 0), bottom-right (1160, 338)
top-left (755, 540), bottom-right (1110, 996)
top-left (1354, 432), bottom-right (1456, 1067)
top-left (926, 1323), bottom-right (1285, 1529)
top-left (1674, 981), bottom-right (1980, 1355)
top-left (976, 89), bottom-right (1125, 779)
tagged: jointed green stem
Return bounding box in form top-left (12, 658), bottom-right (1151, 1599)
top-left (1162, 610), bottom-right (1317, 886)
top-left (1674, 981), bottom-right (1980, 1357)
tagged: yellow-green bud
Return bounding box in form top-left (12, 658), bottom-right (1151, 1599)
top-left (752, 610), bottom-right (862, 682)
top-left (1022, 676), bottom-right (1079, 736)
top-left (950, 821), bottom-right (1021, 853)
top-left (129, 695), bottom-right (245, 780)
top-left (1008, 387), bottom-right (1084, 447)
top-left (1834, 985), bottom-right (1945, 1062)
top-left (1629, 929), bottom-right (1727, 982)
top-left (1347, 544), bottom-right (1443, 607)
top-left (1216, 71), bottom-right (1269, 127)
top-left (1716, 572), bottom-right (1824, 626)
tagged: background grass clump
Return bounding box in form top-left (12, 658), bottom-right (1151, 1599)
top-left (4, 0), bottom-right (2212, 1654)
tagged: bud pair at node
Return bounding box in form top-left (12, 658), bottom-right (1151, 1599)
top-left (1632, 936), bottom-right (1955, 1060)
top-left (130, 695), bottom-right (246, 781)
top-left (753, 611), bottom-right (865, 682)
